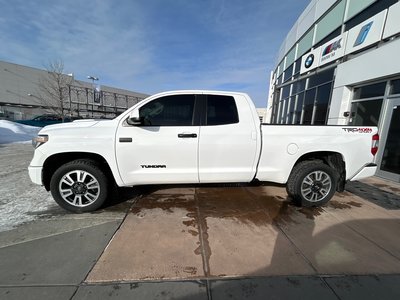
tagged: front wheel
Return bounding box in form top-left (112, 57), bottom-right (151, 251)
top-left (50, 159), bottom-right (108, 213)
top-left (286, 160), bottom-right (338, 207)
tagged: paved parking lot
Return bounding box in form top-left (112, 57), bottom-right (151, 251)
top-left (87, 183), bottom-right (400, 282)
top-left (1, 143), bottom-right (400, 299)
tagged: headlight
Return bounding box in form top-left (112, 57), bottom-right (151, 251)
top-left (32, 135), bottom-right (49, 148)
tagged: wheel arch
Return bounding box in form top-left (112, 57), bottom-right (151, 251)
top-left (42, 152), bottom-right (116, 191)
top-left (292, 151), bottom-right (346, 192)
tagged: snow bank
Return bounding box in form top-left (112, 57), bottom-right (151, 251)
top-left (0, 120), bottom-right (41, 144)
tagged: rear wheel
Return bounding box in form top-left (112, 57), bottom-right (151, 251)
top-left (286, 160), bottom-right (337, 207)
top-left (50, 159), bottom-right (108, 213)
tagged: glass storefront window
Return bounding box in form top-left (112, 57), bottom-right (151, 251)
top-left (303, 88), bottom-right (316, 124)
top-left (277, 74), bottom-right (283, 86)
top-left (390, 79), bottom-right (400, 95)
top-left (281, 85), bottom-right (290, 99)
top-left (281, 99), bottom-right (289, 124)
top-left (350, 99), bottom-right (383, 126)
top-left (293, 57), bottom-right (302, 75)
top-left (294, 92), bottom-right (304, 124)
top-left (292, 79), bottom-right (306, 94)
top-left (288, 96), bottom-right (296, 124)
top-left (308, 68), bottom-right (335, 89)
top-left (380, 106), bottom-right (400, 174)
top-left (353, 82), bottom-right (386, 99)
top-left (283, 64), bottom-right (294, 83)
top-left (277, 101), bottom-right (283, 124)
top-left (314, 82), bottom-right (332, 125)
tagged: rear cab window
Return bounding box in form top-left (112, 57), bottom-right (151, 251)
top-left (206, 95), bottom-right (239, 125)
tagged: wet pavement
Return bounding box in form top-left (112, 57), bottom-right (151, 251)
top-left (1, 142), bottom-right (400, 298)
top-left (87, 182), bottom-right (400, 283)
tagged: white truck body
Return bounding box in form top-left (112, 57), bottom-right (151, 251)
top-left (28, 91), bottom-right (378, 212)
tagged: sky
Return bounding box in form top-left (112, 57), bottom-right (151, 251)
top-left (0, 0), bottom-right (310, 107)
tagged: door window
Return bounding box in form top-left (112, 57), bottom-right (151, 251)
top-left (350, 99), bottom-right (383, 126)
top-left (206, 95), bottom-right (239, 125)
top-left (139, 95), bottom-right (195, 126)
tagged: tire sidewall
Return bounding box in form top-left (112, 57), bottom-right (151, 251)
top-left (50, 161), bottom-right (108, 213)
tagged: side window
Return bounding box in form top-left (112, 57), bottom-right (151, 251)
top-left (139, 95), bottom-right (195, 126)
top-left (206, 95), bottom-right (239, 125)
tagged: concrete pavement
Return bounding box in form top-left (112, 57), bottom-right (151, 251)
top-left (0, 178), bottom-right (399, 299)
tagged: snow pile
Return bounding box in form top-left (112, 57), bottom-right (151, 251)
top-left (0, 120), bottom-right (40, 144)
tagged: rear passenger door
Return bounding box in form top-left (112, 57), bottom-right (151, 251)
top-left (198, 94), bottom-right (259, 183)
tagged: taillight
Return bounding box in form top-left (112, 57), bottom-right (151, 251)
top-left (371, 133), bottom-right (379, 156)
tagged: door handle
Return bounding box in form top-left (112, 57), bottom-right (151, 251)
top-left (178, 133), bottom-right (197, 138)
top-left (119, 137), bottom-right (132, 143)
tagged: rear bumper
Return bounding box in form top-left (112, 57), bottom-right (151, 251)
top-left (28, 165), bottom-right (43, 185)
top-left (349, 163), bottom-right (377, 181)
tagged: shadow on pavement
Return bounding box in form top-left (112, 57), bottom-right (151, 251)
top-left (346, 181), bottom-right (400, 210)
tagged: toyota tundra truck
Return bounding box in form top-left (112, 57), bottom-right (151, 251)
top-left (28, 90), bottom-right (379, 212)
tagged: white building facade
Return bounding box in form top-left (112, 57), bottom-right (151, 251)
top-left (268, 0), bottom-right (400, 182)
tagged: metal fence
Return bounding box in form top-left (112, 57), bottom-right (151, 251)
top-left (65, 85), bottom-right (145, 119)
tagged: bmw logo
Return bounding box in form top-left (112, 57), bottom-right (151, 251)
top-left (304, 54), bottom-right (314, 68)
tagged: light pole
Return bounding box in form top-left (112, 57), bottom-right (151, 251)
top-left (87, 75), bottom-right (99, 83)
top-left (87, 76), bottom-right (99, 116)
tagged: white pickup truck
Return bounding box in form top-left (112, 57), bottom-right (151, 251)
top-left (29, 91), bottom-right (379, 212)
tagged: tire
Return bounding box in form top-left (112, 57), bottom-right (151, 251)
top-left (50, 159), bottom-right (108, 213)
top-left (286, 160), bottom-right (337, 207)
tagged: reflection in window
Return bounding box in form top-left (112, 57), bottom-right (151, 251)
top-left (277, 101), bottom-right (283, 124)
top-left (281, 85), bottom-right (290, 99)
top-left (277, 74), bottom-right (283, 86)
top-left (139, 95), bottom-right (195, 126)
top-left (288, 96), bottom-right (296, 124)
top-left (292, 79), bottom-right (306, 94)
top-left (281, 99), bottom-right (289, 124)
top-left (390, 79), bottom-right (400, 95)
top-left (308, 68), bottom-right (335, 88)
top-left (314, 83), bottom-right (332, 125)
top-left (294, 92), bottom-right (304, 124)
top-left (294, 57), bottom-right (302, 75)
top-left (350, 99), bottom-right (383, 126)
top-left (303, 89), bottom-right (316, 124)
top-left (284, 64), bottom-right (294, 83)
top-left (207, 95), bottom-right (239, 125)
top-left (353, 82), bottom-right (386, 99)
top-left (380, 107), bottom-right (400, 174)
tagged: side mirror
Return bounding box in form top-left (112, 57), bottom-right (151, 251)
top-left (126, 110), bottom-right (142, 126)
top-left (127, 117), bottom-right (142, 126)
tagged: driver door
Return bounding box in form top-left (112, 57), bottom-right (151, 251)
top-left (116, 94), bottom-right (200, 185)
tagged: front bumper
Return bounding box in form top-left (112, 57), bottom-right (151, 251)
top-left (28, 165), bottom-right (43, 185)
top-left (350, 163), bottom-right (377, 181)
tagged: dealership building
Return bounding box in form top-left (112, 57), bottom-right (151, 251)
top-left (267, 0), bottom-right (400, 182)
top-left (0, 60), bottom-right (148, 121)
